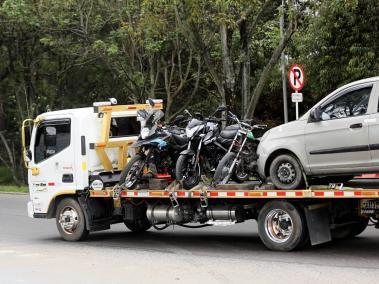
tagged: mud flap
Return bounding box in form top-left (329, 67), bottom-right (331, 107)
top-left (78, 195), bottom-right (111, 232)
top-left (304, 203), bottom-right (332, 245)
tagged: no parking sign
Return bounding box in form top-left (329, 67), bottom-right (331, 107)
top-left (288, 64), bottom-right (305, 91)
top-left (288, 64), bottom-right (305, 119)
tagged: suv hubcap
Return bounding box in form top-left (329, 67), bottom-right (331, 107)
top-left (277, 162), bottom-right (296, 184)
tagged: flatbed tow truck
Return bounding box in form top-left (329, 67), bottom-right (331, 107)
top-left (22, 100), bottom-right (379, 251)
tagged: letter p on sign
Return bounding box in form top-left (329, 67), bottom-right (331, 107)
top-left (288, 64), bottom-right (305, 92)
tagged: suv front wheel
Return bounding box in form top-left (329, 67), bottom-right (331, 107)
top-left (269, 154), bottom-right (304, 190)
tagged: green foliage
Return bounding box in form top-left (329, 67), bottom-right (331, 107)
top-left (0, 0), bottom-right (378, 184)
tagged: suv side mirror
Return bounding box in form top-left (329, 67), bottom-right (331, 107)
top-left (310, 106), bottom-right (323, 122)
top-left (45, 126), bottom-right (57, 147)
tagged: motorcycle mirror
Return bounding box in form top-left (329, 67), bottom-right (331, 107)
top-left (216, 105), bottom-right (227, 112)
top-left (184, 109), bottom-right (192, 117)
top-left (173, 114), bottom-right (185, 123)
top-left (148, 98), bottom-right (155, 107)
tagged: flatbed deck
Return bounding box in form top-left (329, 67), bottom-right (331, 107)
top-left (89, 181), bottom-right (379, 199)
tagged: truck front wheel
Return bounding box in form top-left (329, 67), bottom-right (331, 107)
top-left (258, 201), bottom-right (308, 251)
top-left (56, 198), bottom-right (89, 241)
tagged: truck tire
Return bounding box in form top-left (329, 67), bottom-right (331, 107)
top-left (124, 219), bottom-right (151, 233)
top-left (258, 201), bottom-right (308, 251)
top-left (56, 198), bottom-right (89, 241)
top-left (332, 217), bottom-right (369, 239)
top-left (350, 217), bottom-right (369, 237)
top-left (269, 154), bottom-right (304, 190)
top-left (176, 154), bottom-right (201, 190)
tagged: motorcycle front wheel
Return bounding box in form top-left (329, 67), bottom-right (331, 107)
top-left (119, 154), bottom-right (146, 189)
top-left (176, 155), bottom-right (201, 190)
top-left (214, 152), bottom-right (236, 184)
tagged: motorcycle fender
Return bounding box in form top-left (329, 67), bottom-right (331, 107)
top-left (179, 149), bottom-right (196, 156)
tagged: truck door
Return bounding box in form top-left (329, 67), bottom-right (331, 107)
top-left (28, 116), bottom-right (76, 215)
top-left (305, 84), bottom-right (373, 174)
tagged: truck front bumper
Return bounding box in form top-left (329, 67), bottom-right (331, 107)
top-left (27, 201), bottom-right (34, 218)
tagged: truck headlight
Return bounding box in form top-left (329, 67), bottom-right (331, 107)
top-left (91, 179), bottom-right (104, 191)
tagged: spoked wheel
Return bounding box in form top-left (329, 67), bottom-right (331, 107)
top-left (214, 152), bottom-right (236, 184)
top-left (119, 154), bottom-right (146, 189)
top-left (269, 154), bottom-right (304, 190)
top-left (176, 155), bottom-right (201, 189)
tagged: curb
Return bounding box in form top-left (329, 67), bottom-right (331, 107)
top-left (0, 191), bottom-right (29, 195)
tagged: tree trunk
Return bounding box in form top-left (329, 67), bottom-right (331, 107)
top-left (220, 23), bottom-right (235, 109)
top-left (245, 25), bottom-right (295, 119)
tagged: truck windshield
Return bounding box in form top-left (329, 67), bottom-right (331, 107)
top-left (34, 119), bottom-right (71, 163)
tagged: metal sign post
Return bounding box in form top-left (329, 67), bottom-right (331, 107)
top-left (288, 64), bottom-right (305, 120)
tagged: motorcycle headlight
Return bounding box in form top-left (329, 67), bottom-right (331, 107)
top-left (141, 127), bottom-right (150, 139)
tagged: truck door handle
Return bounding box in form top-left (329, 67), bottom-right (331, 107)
top-left (350, 123), bottom-right (363, 129)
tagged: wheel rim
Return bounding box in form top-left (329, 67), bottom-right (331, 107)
top-left (277, 162), bottom-right (296, 184)
top-left (264, 209), bottom-right (293, 243)
top-left (59, 206), bottom-right (79, 234)
top-left (125, 159), bottom-right (144, 187)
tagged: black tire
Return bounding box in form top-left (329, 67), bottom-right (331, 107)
top-left (56, 198), bottom-right (89, 241)
top-left (332, 217), bottom-right (369, 239)
top-left (214, 152), bottom-right (236, 184)
top-left (119, 154), bottom-right (145, 188)
top-left (124, 219), bottom-right (151, 233)
top-left (176, 154), bottom-right (201, 189)
top-left (258, 201), bottom-right (308, 251)
top-left (350, 217), bottom-right (369, 237)
top-left (269, 154), bottom-right (304, 190)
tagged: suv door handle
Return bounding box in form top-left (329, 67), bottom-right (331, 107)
top-left (350, 123), bottom-right (363, 129)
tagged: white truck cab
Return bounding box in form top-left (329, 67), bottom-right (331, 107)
top-left (22, 100), bottom-right (162, 219)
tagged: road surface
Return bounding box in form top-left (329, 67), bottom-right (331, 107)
top-left (1, 193), bottom-right (379, 284)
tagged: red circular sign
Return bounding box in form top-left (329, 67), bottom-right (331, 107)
top-left (288, 64), bottom-right (305, 91)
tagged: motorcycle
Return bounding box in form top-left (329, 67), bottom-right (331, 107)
top-left (176, 106), bottom-right (242, 189)
top-left (119, 99), bottom-right (188, 189)
top-left (213, 111), bottom-right (266, 185)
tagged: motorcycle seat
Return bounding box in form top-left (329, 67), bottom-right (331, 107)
top-left (172, 134), bottom-right (188, 145)
top-left (219, 124), bottom-right (239, 139)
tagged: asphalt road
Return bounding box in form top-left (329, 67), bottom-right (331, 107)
top-left (1, 194), bottom-right (379, 284)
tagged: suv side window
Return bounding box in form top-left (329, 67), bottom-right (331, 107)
top-left (322, 86), bottom-right (372, 121)
top-left (34, 119), bottom-right (71, 163)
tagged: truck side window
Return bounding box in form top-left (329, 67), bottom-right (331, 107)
top-left (109, 117), bottom-right (141, 138)
top-left (34, 120), bottom-right (71, 163)
top-left (322, 86), bottom-right (372, 120)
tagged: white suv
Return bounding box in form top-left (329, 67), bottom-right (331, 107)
top-left (257, 77), bottom-right (379, 189)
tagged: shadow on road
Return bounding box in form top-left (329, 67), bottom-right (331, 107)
top-left (40, 228), bottom-right (379, 261)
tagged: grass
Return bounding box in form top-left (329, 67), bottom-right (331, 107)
top-left (0, 185), bottom-right (29, 193)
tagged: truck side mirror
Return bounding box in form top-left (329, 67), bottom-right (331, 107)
top-left (45, 126), bottom-right (57, 147)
